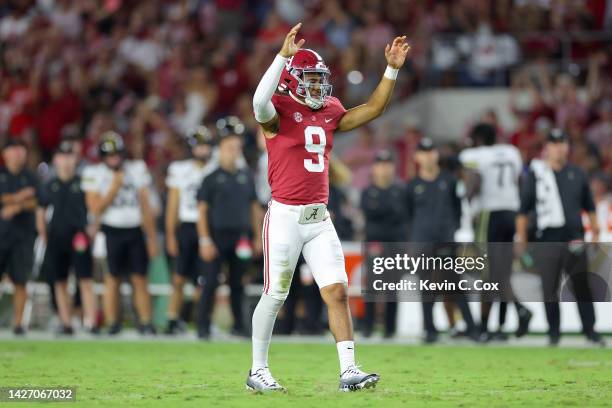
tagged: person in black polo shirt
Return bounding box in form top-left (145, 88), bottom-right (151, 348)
top-left (360, 150), bottom-right (405, 337)
top-left (516, 129), bottom-right (604, 346)
top-left (36, 141), bottom-right (97, 335)
top-left (196, 117), bottom-right (263, 339)
top-left (0, 139), bottom-right (38, 336)
top-left (406, 138), bottom-right (478, 343)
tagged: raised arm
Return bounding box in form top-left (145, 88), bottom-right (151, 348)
top-left (253, 23), bottom-right (305, 136)
top-left (337, 36), bottom-right (410, 132)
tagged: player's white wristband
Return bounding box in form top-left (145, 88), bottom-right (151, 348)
top-left (384, 65), bottom-right (399, 80)
top-left (199, 236), bottom-right (213, 246)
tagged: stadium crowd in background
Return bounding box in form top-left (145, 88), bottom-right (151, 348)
top-left (0, 0), bottom-right (611, 339)
top-left (1, 0), bottom-right (611, 178)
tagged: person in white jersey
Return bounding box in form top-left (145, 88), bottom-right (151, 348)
top-left (459, 123), bottom-right (532, 341)
top-left (82, 131), bottom-right (158, 335)
top-left (164, 126), bottom-right (216, 334)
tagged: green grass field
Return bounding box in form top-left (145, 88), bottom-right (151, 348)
top-left (1, 340), bottom-right (612, 407)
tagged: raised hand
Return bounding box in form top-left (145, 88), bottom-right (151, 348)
top-left (385, 36), bottom-right (410, 69)
top-left (279, 23), bottom-right (305, 58)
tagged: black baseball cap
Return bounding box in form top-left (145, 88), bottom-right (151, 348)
top-left (374, 149), bottom-right (395, 163)
top-left (416, 137), bottom-right (436, 151)
top-left (547, 128), bottom-right (568, 143)
top-left (2, 138), bottom-right (27, 150)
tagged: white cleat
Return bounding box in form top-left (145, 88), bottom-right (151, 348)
top-left (338, 365), bottom-right (380, 392)
top-left (246, 367), bottom-right (286, 392)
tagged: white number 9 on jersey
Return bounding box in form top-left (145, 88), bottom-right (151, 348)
top-left (303, 126), bottom-right (326, 173)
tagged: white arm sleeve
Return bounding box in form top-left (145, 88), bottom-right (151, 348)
top-left (252, 54), bottom-right (287, 123)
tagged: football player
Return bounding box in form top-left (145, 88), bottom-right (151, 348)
top-left (82, 132), bottom-right (158, 335)
top-left (247, 23), bottom-right (409, 392)
top-left (164, 126), bottom-right (215, 334)
top-left (459, 123), bottom-right (532, 341)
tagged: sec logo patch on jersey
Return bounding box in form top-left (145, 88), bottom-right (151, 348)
top-left (293, 112), bottom-right (303, 123)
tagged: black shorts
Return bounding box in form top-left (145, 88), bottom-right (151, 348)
top-left (42, 231), bottom-right (93, 282)
top-left (102, 225), bottom-right (148, 277)
top-left (0, 237), bottom-right (34, 285)
top-left (176, 222), bottom-right (202, 284)
top-left (476, 210), bottom-right (516, 294)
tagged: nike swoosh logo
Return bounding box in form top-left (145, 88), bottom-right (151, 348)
top-left (325, 118), bottom-right (333, 123)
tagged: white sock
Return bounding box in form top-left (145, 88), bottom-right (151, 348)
top-left (251, 293), bottom-right (284, 372)
top-left (337, 340), bottom-right (355, 374)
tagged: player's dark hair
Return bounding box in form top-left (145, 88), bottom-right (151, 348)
top-left (470, 123), bottom-right (496, 146)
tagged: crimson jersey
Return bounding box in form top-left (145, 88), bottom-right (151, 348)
top-left (267, 93), bottom-right (346, 205)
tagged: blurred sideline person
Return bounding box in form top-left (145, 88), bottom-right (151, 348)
top-left (360, 150), bottom-right (404, 338)
top-left (407, 138), bottom-right (478, 343)
top-left (0, 139), bottom-right (38, 336)
top-left (459, 123), bottom-right (532, 341)
top-left (36, 141), bottom-right (97, 335)
top-left (196, 117), bottom-right (263, 339)
top-left (584, 173), bottom-right (612, 242)
top-left (82, 132), bottom-right (158, 335)
top-left (164, 126), bottom-right (215, 334)
top-left (516, 129), bottom-right (604, 346)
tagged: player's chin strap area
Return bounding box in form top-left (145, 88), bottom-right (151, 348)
top-left (304, 92), bottom-right (324, 110)
top-left (298, 73), bottom-right (332, 110)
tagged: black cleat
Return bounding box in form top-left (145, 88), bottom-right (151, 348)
top-left (516, 308), bottom-right (532, 338)
top-left (490, 330), bottom-right (509, 341)
top-left (423, 331), bottom-right (438, 344)
top-left (549, 334), bottom-right (561, 346)
top-left (164, 319), bottom-right (185, 335)
top-left (586, 332), bottom-right (606, 347)
top-left (479, 330), bottom-right (492, 343)
top-left (467, 329), bottom-right (481, 342)
top-left (13, 326), bottom-right (25, 336)
top-left (197, 327), bottom-right (210, 340)
top-left (138, 323), bottom-right (157, 336)
top-left (107, 322), bottom-right (122, 336)
top-left (57, 326), bottom-right (74, 336)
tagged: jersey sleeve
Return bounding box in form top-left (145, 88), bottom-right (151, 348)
top-left (132, 161), bottom-right (152, 189)
top-left (513, 147), bottom-right (523, 174)
top-left (458, 149), bottom-right (479, 170)
top-left (165, 162), bottom-right (181, 189)
top-left (81, 165), bottom-right (100, 192)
